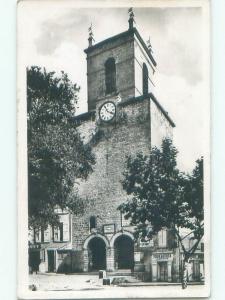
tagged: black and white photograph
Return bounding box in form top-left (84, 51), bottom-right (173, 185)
top-left (17, 0), bottom-right (210, 298)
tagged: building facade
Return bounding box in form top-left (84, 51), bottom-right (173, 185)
top-left (28, 13), bottom-right (204, 282)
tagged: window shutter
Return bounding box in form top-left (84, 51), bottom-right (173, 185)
top-left (158, 230), bottom-right (163, 247)
top-left (53, 226), bottom-right (60, 242)
top-left (35, 229), bottom-right (41, 243)
top-left (59, 214), bottom-right (70, 242)
top-left (163, 229), bottom-right (167, 247)
top-left (40, 249), bottom-right (45, 261)
top-left (28, 229), bottom-right (34, 243)
top-left (63, 222), bottom-right (69, 242)
top-left (158, 229), bottom-right (167, 247)
top-left (44, 226), bottom-right (50, 242)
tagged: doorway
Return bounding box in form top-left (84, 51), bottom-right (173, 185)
top-left (158, 261), bottom-right (168, 282)
top-left (88, 237), bottom-right (106, 271)
top-left (29, 250), bottom-right (40, 273)
top-left (48, 250), bottom-right (55, 272)
top-left (114, 235), bottom-right (134, 269)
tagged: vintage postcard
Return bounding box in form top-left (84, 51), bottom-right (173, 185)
top-left (17, 0), bottom-right (210, 298)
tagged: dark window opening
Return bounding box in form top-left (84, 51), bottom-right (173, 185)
top-left (142, 63), bottom-right (149, 95)
top-left (105, 58), bottom-right (116, 94)
top-left (59, 222), bottom-right (63, 242)
top-left (90, 216), bottom-right (96, 231)
top-left (41, 228), bottom-right (45, 242)
top-left (201, 243), bottom-right (204, 252)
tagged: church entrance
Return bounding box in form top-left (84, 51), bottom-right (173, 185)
top-left (88, 237), bottom-right (106, 271)
top-left (114, 235), bottom-right (134, 269)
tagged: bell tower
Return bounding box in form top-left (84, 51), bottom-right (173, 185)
top-left (84, 8), bottom-right (157, 111)
top-left (73, 8), bottom-right (175, 276)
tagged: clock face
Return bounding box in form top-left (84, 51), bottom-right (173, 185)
top-left (99, 101), bottom-right (116, 122)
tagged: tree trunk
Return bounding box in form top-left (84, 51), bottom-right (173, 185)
top-left (182, 257), bottom-right (190, 289)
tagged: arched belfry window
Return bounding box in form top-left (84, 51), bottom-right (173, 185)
top-left (90, 216), bottom-right (96, 231)
top-left (105, 58), bottom-right (116, 94)
top-left (143, 63), bottom-right (149, 95)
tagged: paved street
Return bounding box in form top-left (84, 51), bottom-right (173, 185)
top-left (30, 273), bottom-right (105, 291)
top-left (28, 273), bottom-right (208, 298)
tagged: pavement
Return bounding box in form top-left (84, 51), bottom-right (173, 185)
top-left (28, 273), bottom-right (208, 298)
top-left (30, 273), bottom-right (106, 291)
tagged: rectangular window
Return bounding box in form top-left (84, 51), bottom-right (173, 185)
top-left (53, 216), bottom-right (70, 242)
top-left (40, 249), bottom-right (45, 262)
top-left (34, 228), bottom-right (42, 243)
top-left (43, 226), bottom-right (50, 242)
top-left (158, 229), bottom-right (167, 247)
top-left (34, 226), bottom-right (50, 243)
top-left (53, 225), bottom-right (62, 242)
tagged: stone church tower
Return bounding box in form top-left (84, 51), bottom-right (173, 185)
top-left (71, 11), bottom-right (177, 281)
top-left (28, 10), bottom-right (204, 282)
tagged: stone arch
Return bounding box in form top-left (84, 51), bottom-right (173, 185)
top-left (109, 230), bottom-right (134, 248)
top-left (83, 234), bottom-right (110, 271)
top-left (111, 231), bottom-right (134, 270)
top-left (83, 233), bottom-right (110, 250)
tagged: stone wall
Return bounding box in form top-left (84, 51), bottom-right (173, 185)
top-left (134, 37), bottom-right (156, 96)
top-left (73, 97), bottom-right (152, 250)
top-left (74, 95), bottom-right (173, 248)
top-left (86, 34), bottom-right (135, 110)
top-left (150, 100), bottom-right (173, 148)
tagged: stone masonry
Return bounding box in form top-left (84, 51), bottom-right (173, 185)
top-left (29, 13), bottom-right (204, 283)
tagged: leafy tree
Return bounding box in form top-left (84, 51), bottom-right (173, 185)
top-left (118, 138), bottom-right (204, 288)
top-left (27, 66), bottom-right (95, 229)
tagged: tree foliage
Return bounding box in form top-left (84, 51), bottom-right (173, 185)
top-left (27, 66), bottom-right (95, 228)
top-left (118, 138), bottom-right (204, 288)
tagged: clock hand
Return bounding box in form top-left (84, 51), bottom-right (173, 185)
top-left (105, 107), bottom-right (114, 115)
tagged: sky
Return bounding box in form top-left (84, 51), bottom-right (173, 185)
top-left (18, 1), bottom-right (209, 172)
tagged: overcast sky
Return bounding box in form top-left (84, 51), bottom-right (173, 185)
top-left (18, 1), bottom-right (209, 172)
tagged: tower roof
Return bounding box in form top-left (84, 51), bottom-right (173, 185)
top-left (84, 27), bottom-right (157, 67)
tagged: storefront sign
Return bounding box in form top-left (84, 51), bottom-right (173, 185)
top-left (140, 240), bottom-right (154, 248)
top-left (103, 224), bottom-right (115, 234)
top-left (134, 252), bottom-right (141, 262)
top-left (153, 252), bottom-right (172, 260)
top-left (29, 244), bottom-right (41, 250)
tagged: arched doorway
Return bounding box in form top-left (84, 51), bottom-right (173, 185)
top-left (114, 235), bottom-right (134, 270)
top-left (88, 237), bottom-right (106, 271)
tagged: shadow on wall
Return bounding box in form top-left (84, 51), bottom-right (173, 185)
top-left (57, 250), bottom-right (83, 273)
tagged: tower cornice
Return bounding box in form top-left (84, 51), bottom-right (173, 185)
top-left (84, 28), bottom-right (157, 67)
